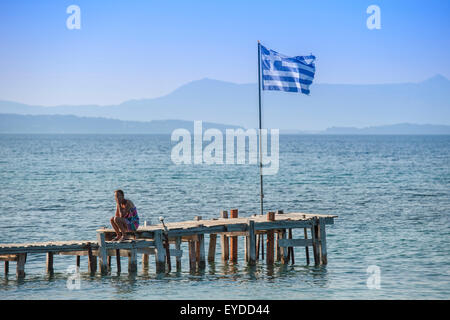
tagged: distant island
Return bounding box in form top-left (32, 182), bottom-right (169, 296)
top-left (0, 75), bottom-right (449, 131)
top-left (1, 113), bottom-right (449, 134)
top-left (0, 114), bottom-right (243, 134)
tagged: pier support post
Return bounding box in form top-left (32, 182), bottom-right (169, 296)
top-left (97, 232), bottom-right (108, 275)
top-left (76, 255), bottom-right (80, 268)
top-left (311, 218), bottom-right (320, 266)
top-left (5, 261), bottom-right (9, 276)
top-left (220, 210), bottom-right (229, 261)
top-left (87, 244), bottom-right (97, 274)
top-left (16, 253), bottom-right (26, 278)
top-left (142, 253), bottom-right (149, 270)
top-left (46, 252), bottom-right (54, 274)
top-left (304, 228), bottom-right (310, 265)
top-left (266, 212), bottom-right (275, 265)
top-left (175, 237), bottom-right (182, 271)
top-left (154, 230), bottom-right (166, 273)
top-left (230, 209), bottom-right (238, 263)
top-left (319, 218), bottom-right (327, 265)
top-left (280, 229), bottom-right (288, 264)
top-left (208, 234), bottom-right (217, 263)
top-left (288, 229), bottom-right (295, 265)
top-left (116, 249), bottom-right (121, 273)
top-left (275, 232), bottom-right (281, 262)
top-left (189, 240), bottom-right (197, 273)
top-left (197, 234), bottom-right (206, 269)
top-left (248, 220), bottom-right (256, 266)
top-left (128, 247), bottom-right (137, 273)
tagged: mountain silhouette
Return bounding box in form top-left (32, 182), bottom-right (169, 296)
top-left (0, 75), bottom-right (449, 131)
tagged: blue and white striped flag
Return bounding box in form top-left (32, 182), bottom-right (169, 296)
top-left (260, 44), bottom-right (316, 95)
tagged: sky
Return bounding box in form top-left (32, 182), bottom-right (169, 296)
top-left (0, 0), bottom-right (449, 106)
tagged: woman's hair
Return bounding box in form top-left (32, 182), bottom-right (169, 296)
top-left (119, 198), bottom-right (127, 206)
top-left (115, 189), bottom-right (124, 197)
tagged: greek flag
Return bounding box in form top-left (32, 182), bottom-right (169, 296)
top-left (261, 44), bottom-right (316, 94)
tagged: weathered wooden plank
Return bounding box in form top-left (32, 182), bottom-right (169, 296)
top-left (104, 240), bottom-right (155, 250)
top-left (0, 255), bottom-right (18, 262)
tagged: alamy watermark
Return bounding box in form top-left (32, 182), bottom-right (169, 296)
top-left (171, 121), bottom-right (279, 175)
top-left (366, 5), bottom-right (381, 30)
top-left (66, 5), bottom-right (81, 30)
top-left (366, 265), bottom-right (381, 289)
top-left (66, 265), bottom-right (81, 290)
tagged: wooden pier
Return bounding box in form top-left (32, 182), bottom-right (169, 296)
top-left (0, 211), bottom-right (336, 278)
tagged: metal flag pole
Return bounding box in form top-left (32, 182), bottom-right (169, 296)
top-left (257, 40), bottom-right (264, 216)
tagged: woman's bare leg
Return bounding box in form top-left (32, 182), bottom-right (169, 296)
top-left (110, 217), bottom-right (122, 238)
top-left (114, 217), bottom-right (130, 240)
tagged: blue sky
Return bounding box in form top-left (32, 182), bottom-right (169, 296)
top-left (0, 0), bottom-right (449, 105)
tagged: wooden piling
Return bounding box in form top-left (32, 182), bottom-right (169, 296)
top-left (197, 234), bottom-right (206, 269)
top-left (188, 240), bottom-right (196, 272)
top-left (319, 218), bottom-right (328, 265)
top-left (5, 261), bottom-right (9, 276)
top-left (220, 210), bottom-right (229, 261)
top-left (248, 220), bottom-right (256, 266)
top-left (87, 243), bottom-right (97, 274)
top-left (76, 255), bottom-right (80, 268)
top-left (230, 209), bottom-right (238, 263)
top-left (128, 247), bottom-right (137, 273)
top-left (288, 229), bottom-right (295, 265)
top-left (154, 230), bottom-right (166, 273)
top-left (311, 218), bottom-right (320, 266)
top-left (275, 232), bottom-right (281, 262)
top-left (97, 232), bottom-right (108, 275)
top-left (142, 253), bottom-right (149, 270)
top-left (208, 234), bottom-right (217, 263)
top-left (304, 228), bottom-right (310, 265)
top-left (116, 249), bottom-right (121, 273)
top-left (266, 212), bottom-right (275, 265)
top-left (175, 236), bottom-right (182, 270)
top-left (16, 253), bottom-right (26, 278)
top-left (280, 229), bottom-right (288, 264)
top-left (46, 252), bottom-right (54, 274)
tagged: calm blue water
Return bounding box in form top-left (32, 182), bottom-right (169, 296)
top-left (0, 134), bottom-right (449, 299)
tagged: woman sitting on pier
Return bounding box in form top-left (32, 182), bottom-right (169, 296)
top-left (110, 190), bottom-right (140, 241)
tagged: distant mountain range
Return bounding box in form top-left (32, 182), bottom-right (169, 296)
top-left (1, 113), bottom-right (449, 134)
top-left (0, 74), bottom-right (449, 131)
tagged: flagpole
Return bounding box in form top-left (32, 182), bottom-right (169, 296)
top-left (257, 40), bottom-right (264, 216)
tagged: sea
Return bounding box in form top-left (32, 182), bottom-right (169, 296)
top-left (0, 134), bottom-right (449, 299)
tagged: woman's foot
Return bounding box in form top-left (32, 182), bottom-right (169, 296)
top-left (119, 235), bottom-right (130, 242)
top-left (112, 234), bottom-right (122, 241)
